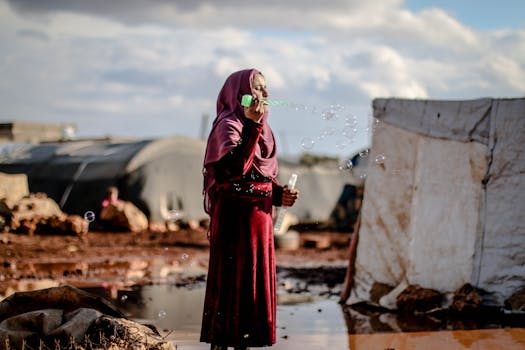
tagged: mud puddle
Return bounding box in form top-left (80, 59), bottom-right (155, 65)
top-left (94, 284), bottom-right (525, 350)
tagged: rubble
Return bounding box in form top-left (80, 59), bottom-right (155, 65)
top-left (396, 284), bottom-right (442, 314)
top-left (0, 194), bottom-right (88, 237)
top-left (0, 285), bottom-right (174, 349)
top-left (450, 283), bottom-right (483, 313)
top-left (505, 287), bottom-right (525, 311)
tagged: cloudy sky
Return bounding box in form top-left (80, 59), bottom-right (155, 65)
top-left (1, 0), bottom-right (524, 157)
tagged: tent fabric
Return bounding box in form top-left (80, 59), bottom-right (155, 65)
top-left (350, 97), bottom-right (524, 306)
top-left (373, 98), bottom-right (492, 144)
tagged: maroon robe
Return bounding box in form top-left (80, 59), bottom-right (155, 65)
top-left (200, 119), bottom-right (282, 347)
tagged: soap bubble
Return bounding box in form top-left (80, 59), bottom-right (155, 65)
top-left (83, 211), bottom-right (96, 222)
top-left (158, 310), bottom-right (167, 319)
top-left (120, 295), bottom-right (128, 303)
top-left (335, 139), bottom-right (348, 149)
top-left (359, 149), bottom-right (369, 158)
top-left (375, 154), bottom-right (386, 165)
top-left (372, 118), bottom-right (381, 133)
top-left (166, 210), bottom-right (182, 221)
top-left (345, 115), bottom-right (358, 127)
top-left (321, 107), bottom-right (338, 121)
top-left (300, 137), bottom-right (315, 150)
top-left (359, 171), bottom-right (367, 180)
top-left (338, 159), bottom-right (353, 172)
top-left (342, 126), bottom-right (357, 139)
top-left (181, 253), bottom-right (189, 260)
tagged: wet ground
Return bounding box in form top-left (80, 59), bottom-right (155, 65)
top-left (1, 230), bottom-right (524, 349)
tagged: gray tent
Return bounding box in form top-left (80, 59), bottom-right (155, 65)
top-left (347, 97), bottom-right (524, 306)
top-left (0, 136), bottom-right (207, 224)
top-left (0, 134), bottom-right (365, 230)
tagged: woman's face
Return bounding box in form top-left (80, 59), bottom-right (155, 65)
top-left (252, 73), bottom-right (268, 100)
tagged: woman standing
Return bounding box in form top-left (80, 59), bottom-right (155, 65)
top-left (200, 69), bottom-right (298, 350)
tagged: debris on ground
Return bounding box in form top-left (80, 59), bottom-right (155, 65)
top-left (0, 285), bottom-right (174, 349)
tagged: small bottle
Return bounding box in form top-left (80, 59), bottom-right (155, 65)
top-left (274, 173), bottom-right (298, 234)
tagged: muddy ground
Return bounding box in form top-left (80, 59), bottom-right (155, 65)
top-left (0, 228), bottom-right (351, 299)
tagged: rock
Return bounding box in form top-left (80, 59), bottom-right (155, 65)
top-left (505, 287), bottom-right (525, 311)
top-left (449, 283), bottom-right (482, 313)
top-left (396, 284), bottom-right (442, 314)
top-left (370, 282), bottom-right (395, 304)
top-left (9, 195), bottom-right (63, 221)
top-left (379, 280), bottom-right (408, 310)
top-left (275, 230), bottom-right (300, 251)
top-left (0, 173), bottom-right (29, 206)
top-left (100, 201), bottom-right (148, 232)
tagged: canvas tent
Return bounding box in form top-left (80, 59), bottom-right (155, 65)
top-left (347, 97), bottom-right (524, 306)
top-left (0, 135), bottom-right (359, 228)
top-left (0, 136), bottom-right (207, 224)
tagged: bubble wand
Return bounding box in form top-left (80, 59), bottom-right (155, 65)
top-left (274, 173), bottom-right (298, 234)
top-left (241, 94), bottom-right (289, 107)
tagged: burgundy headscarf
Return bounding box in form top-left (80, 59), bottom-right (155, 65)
top-left (203, 68), bottom-right (278, 214)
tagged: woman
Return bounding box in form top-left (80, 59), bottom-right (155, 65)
top-left (200, 69), bottom-right (298, 350)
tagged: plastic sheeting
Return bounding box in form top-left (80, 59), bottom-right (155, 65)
top-left (349, 98), bottom-right (525, 306)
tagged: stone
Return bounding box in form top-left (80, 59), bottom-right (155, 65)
top-left (396, 284), bottom-right (442, 314)
top-left (505, 287), bottom-right (525, 311)
top-left (450, 283), bottom-right (482, 313)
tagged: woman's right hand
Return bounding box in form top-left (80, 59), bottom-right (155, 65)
top-left (244, 94), bottom-right (266, 123)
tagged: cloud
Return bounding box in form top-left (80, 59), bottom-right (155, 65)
top-left (1, 0), bottom-right (524, 157)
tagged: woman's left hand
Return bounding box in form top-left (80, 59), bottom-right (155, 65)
top-left (282, 186), bottom-right (299, 207)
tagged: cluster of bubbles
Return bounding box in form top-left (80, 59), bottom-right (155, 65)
top-left (158, 310), bottom-right (167, 319)
top-left (283, 99), bottom-right (390, 178)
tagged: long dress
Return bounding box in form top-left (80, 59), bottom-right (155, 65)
top-left (200, 119), bottom-right (282, 347)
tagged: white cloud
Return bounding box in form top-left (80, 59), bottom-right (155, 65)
top-left (1, 0), bottom-right (524, 157)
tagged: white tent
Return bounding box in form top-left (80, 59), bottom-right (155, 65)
top-left (348, 97), bottom-right (525, 306)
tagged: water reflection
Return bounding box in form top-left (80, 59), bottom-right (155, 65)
top-left (113, 284), bottom-right (525, 350)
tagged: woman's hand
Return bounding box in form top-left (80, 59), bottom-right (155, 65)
top-left (281, 185), bottom-right (299, 207)
top-left (244, 94), bottom-right (267, 123)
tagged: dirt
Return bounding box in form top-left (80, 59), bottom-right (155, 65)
top-left (0, 228), bottom-right (351, 298)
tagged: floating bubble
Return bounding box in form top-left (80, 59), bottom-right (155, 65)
top-left (300, 137), bottom-right (315, 150)
top-left (120, 295), bottom-right (128, 303)
top-left (166, 210), bottom-right (182, 221)
top-left (83, 211), bottom-right (96, 222)
top-left (338, 159), bottom-right (353, 172)
top-left (243, 334), bottom-right (250, 339)
top-left (341, 126), bottom-right (357, 139)
top-left (317, 126), bottom-right (336, 141)
top-left (359, 171), bottom-right (367, 180)
top-left (372, 118), bottom-right (381, 133)
top-left (181, 253), bottom-right (189, 260)
top-left (158, 310), bottom-right (167, 319)
top-left (335, 139), bottom-right (348, 149)
top-left (375, 154), bottom-right (386, 165)
top-left (321, 107), bottom-right (338, 121)
top-left (359, 149), bottom-right (369, 158)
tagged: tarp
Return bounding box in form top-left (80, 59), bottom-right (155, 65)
top-left (349, 98), bottom-right (525, 306)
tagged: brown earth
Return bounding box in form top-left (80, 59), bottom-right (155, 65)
top-left (0, 228), bottom-right (351, 299)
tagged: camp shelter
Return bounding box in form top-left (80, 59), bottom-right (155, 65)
top-left (0, 136), bottom-right (207, 224)
top-left (347, 97), bottom-right (524, 306)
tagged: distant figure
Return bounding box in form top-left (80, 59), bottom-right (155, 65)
top-left (200, 69), bottom-right (298, 350)
top-left (99, 186), bottom-right (148, 233)
top-left (100, 186), bottom-right (122, 215)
